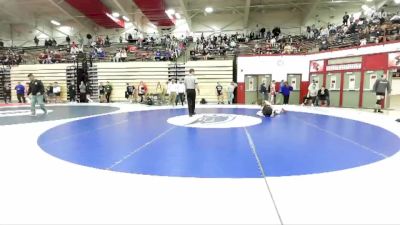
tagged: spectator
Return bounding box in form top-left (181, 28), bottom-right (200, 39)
top-left (3, 82), bottom-right (11, 104)
top-left (126, 83), bottom-right (135, 103)
top-left (216, 82), bottom-right (224, 104)
top-left (155, 82), bottom-right (163, 104)
top-left (269, 80), bottom-right (276, 104)
top-left (53, 82), bottom-right (61, 103)
top-left (34, 36), bottom-right (39, 47)
top-left (79, 82), bottom-right (86, 103)
top-left (86, 83), bottom-right (93, 103)
top-left (350, 14), bottom-right (355, 25)
top-left (343, 12), bottom-right (350, 26)
top-left (307, 80), bottom-right (318, 106)
top-left (46, 83), bottom-right (54, 103)
top-left (120, 49), bottom-right (127, 62)
top-left (176, 80), bottom-right (185, 106)
top-left (227, 81), bottom-right (237, 104)
top-left (68, 81), bottom-right (76, 102)
top-left (15, 82), bottom-right (26, 103)
top-left (317, 86), bottom-right (330, 106)
top-left (99, 82), bottom-right (105, 103)
top-left (104, 81), bottom-right (113, 103)
top-left (66, 35), bottom-right (71, 45)
top-left (105, 35), bottom-right (110, 46)
top-left (113, 50), bottom-right (121, 62)
top-left (260, 82), bottom-right (268, 101)
top-left (281, 82), bottom-right (293, 105)
top-left (137, 81), bottom-right (147, 103)
top-left (167, 79), bottom-right (177, 106)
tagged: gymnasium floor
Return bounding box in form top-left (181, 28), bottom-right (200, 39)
top-left (0, 103), bottom-right (399, 225)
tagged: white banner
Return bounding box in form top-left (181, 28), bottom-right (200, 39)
top-left (290, 77), bottom-right (297, 90)
top-left (326, 63), bottom-right (362, 71)
top-left (369, 74), bottom-right (377, 90)
top-left (348, 75), bottom-right (356, 90)
top-left (330, 76), bottom-right (337, 90)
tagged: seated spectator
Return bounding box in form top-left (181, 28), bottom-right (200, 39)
top-left (113, 50), bottom-right (121, 62)
top-left (120, 49), bottom-right (127, 62)
top-left (317, 86), bottom-right (330, 106)
top-left (70, 44), bottom-right (79, 55)
top-left (283, 44), bottom-right (293, 54)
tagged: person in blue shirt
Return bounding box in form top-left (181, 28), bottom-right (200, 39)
top-left (280, 81), bottom-right (293, 105)
top-left (15, 82), bottom-right (26, 103)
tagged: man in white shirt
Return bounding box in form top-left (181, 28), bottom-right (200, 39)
top-left (227, 82), bottom-right (237, 104)
top-left (176, 80), bottom-right (186, 106)
top-left (305, 80), bottom-right (318, 106)
top-left (167, 79), bottom-right (178, 106)
top-left (53, 82), bottom-right (61, 103)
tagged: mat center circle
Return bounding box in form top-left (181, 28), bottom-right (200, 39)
top-left (167, 113), bottom-right (262, 128)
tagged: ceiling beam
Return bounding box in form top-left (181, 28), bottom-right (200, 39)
top-left (111, 0), bottom-right (143, 32)
top-left (243, 0), bottom-right (251, 28)
top-left (301, 0), bottom-right (320, 26)
top-left (375, 0), bottom-right (390, 9)
top-left (178, 0), bottom-right (192, 31)
top-left (47, 0), bottom-right (91, 31)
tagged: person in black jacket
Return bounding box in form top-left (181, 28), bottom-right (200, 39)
top-left (343, 12), bottom-right (349, 26)
top-left (317, 86), bottom-right (330, 106)
top-left (260, 82), bottom-right (268, 101)
top-left (68, 81), bottom-right (76, 102)
top-left (27, 73), bottom-right (47, 116)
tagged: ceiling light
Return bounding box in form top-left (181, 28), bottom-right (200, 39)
top-left (166, 9), bottom-right (175, 15)
top-left (361, 4), bottom-right (369, 10)
top-left (366, 0), bottom-right (373, 2)
top-left (394, 0), bottom-right (400, 4)
top-left (50, 20), bottom-right (60, 26)
top-left (122, 16), bottom-right (130, 21)
top-left (205, 7), bottom-right (213, 13)
top-left (175, 13), bottom-right (181, 19)
top-left (112, 12), bottom-right (120, 18)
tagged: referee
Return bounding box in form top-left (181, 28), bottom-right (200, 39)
top-left (184, 69), bottom-right (200, 117)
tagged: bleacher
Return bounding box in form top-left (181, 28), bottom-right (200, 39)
top-left (9, 60), bottom-right (233, 104)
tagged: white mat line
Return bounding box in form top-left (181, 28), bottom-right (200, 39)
top-left (107, 126), bottom-right (176, 170)
top-left (293, 116), bottom-right (388, 159)
top-left (244, 127), bottom-right (284, 225)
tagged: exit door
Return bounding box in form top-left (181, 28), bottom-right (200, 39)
top-left (327, 73), bottom-right (341, 107)
top-left (287, 74), bottom-right (301, 104)
top-left (245, 74), bottom-right (272, 104)
top-left (362, 70), bottom-right (385, 108)
top-left (343, 71), bottom-right (361, 108)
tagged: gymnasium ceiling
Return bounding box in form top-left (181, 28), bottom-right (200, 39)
top-left (0, 0), bottom-right (398, 32)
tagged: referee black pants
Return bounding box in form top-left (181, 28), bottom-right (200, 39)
top-left (186, 89), bottom-right (196, 116)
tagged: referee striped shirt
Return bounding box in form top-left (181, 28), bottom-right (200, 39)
top-left (184, 74), bottom-right (198, 90)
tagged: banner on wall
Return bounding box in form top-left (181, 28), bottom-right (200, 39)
top-left (330, 76), bottom-right (337, 90)
top-left (388, 52), bottom-right (400, 67)
top-left (348, 75), bottom-right (356, 90)
top-left (326, 63), bottom-right (362, 71)
top-left (310, 60), bottom-right (324, 72)
top-left (370, 74), bottom-right (377, 90)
